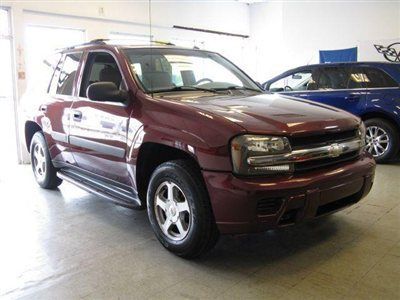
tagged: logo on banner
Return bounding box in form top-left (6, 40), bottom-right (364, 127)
top-left (374, 43), bottom-right (400, 62)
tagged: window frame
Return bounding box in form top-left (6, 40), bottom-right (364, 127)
top-left (49, 51), bottom-right (83, 97)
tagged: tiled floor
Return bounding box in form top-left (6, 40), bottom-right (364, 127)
top-left (0, 163), bottom-right (399, 299)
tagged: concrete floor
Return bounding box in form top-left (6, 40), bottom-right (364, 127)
top-left (0, 163), bottom-right (399, 299)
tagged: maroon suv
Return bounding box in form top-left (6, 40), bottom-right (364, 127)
top-left (25, 40), bottom-right (375, 258)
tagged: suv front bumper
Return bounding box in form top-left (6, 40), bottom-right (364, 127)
top-left (203, 152), bottom-right (375, 234)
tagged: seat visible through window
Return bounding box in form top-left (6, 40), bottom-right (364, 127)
top-left (80, 52), bottom-right (124, 97)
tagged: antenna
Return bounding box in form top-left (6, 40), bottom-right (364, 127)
top-left (149, 0), bottom-right (152, 45)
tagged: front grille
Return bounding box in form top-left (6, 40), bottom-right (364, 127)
top-left (288, 128), bottom-right (360, 172)
top-left (295, 151), bottom-right (359, 173)
top-left (289, 129), bottom-right (358, 149)
top-left (257, 198), bottom-right (283, 215)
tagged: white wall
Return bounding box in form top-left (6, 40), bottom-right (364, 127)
top-left (249, 1), bottom-right (400, 81)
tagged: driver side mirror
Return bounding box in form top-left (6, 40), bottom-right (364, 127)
top-left (87, 82), bottom-right (128, 102)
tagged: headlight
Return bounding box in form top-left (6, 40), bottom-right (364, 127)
top-left (231, 135), bottom-right (292, 175)
top-left (358, 122), bottom-right (366, 148)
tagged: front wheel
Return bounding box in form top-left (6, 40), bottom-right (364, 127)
top-left (364, 118), bottom-right (399, 163)
top-left (146, 159), bottom-right (219, 258)
top-left (30, 132), bottom-right (62, 189)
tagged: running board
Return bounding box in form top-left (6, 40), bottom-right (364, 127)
top-left (57, 169), bottom-right (141, 209)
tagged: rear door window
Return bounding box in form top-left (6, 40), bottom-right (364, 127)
top-left (359, 67), bottom-right (398, 88)
top-left (347, 67), bottom-right (366, 89)
top-left (56, 52), bottom-right (82, 95)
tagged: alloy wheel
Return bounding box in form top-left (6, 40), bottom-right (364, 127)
top-left (33, 143), bottom-right (46, 181)
top-left (365, 126), bottom-right (390, 158)
top-left (154, 181), bottom-right (191, 241)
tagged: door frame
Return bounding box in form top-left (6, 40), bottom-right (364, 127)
top-left (0, 6), bottom-right (21, 163)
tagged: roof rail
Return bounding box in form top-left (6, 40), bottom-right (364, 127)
top-left (89, 39), bottom-right (109, 44)
top-left (57, 38), bottom-right (180, 52)
top-left (58, 39), bottom-right (109, 51)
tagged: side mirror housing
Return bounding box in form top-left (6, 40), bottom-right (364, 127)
top-left (87, 82), bottom-right (128, 102)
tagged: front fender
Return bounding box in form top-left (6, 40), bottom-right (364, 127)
top-left (127, 124), bottom-right (232, 172)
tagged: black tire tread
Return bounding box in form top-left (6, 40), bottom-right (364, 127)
top-left (147, 159), bottom-right (219, 258)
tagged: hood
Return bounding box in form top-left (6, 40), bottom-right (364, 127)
top-left (155, 92), bottom-right (360, 136)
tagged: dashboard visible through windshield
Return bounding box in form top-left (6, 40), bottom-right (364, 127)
top-left (123, 48), bottom-right (261, 93)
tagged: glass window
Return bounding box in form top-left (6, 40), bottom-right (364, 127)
top-left (56, 52), bottom-right (82, 95)
top-left (123, 48), bottom-right (260, 93)
top-left (48, 53), bottom-right (63, 94)
top-left (80, 52), bottom-right (123, 97)
top-left (315, 67), bottom-right (350, 90)
top-left (360, 67), bottom-right (398, 88)
top-left (269, 71), bottom-right (312, 92)
top-left (347, 67), bottom-right (366, 89)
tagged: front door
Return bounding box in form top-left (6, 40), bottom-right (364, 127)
top-left (69, 51), bottom-right (132, 185)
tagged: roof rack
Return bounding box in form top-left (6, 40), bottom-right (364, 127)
top-left (58, 39), bottom-right (109, 51)
top-left (58, 38), bottom-right (180, 52)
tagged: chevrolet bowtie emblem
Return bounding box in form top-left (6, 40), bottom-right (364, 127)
top-left (328, 143), bottom-right (343, 158)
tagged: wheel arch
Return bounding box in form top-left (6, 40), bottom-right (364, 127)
top-left (25, 121), bottom-right (43, 152)
top-left (135, 142), bottom-right (202, 205)
top-left (360, 111), bottom-right (400, 133)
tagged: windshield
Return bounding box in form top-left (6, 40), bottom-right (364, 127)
top-left (123, 48), bottom-right (261, 93)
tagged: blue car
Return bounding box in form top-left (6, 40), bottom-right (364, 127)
top-left (263, 62), bottom-right (400, 163)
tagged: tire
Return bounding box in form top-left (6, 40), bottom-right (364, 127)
top-left (364, 118), bottom-right (399, 163)
top-left (146, 159), bottom-right (219, 258)
top-left (30, 131), bottom-right (63, 189)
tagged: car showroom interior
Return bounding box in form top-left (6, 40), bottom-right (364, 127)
top-left (0, 0), bottom-right (399, 299)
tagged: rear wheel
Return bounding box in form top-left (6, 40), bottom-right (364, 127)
top-left (30, 132), bottom-right (62, 189)
top-left (364, 118), bottom-right (399, 163)
top-left (147, 159), bottom-right (219, 258)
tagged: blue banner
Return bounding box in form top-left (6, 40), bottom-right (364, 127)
top-left (319, 47), bottom-right (358, 63)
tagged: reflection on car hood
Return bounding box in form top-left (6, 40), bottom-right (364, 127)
top-left (155, 92), bottom-right (360, 135)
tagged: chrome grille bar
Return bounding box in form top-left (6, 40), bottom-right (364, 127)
top-left (247, 139), bottom-right (363, 166)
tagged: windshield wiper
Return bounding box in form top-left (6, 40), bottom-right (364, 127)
top-left (152, 85), bottom-right (219, 93)
top-left (216, 86), bottom-right (262, 93)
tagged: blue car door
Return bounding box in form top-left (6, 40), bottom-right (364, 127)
top-left (303, 65), bottom-right (367, 116)
top-left (359, 66), bottom-right (400, 115)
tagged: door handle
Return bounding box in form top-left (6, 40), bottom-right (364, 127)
top-left (72, 110), bottom-right (82, 120)
top-left (39, 105), bottom-right (47, 113)
top-left (345, 94), bottom-right (360, 102)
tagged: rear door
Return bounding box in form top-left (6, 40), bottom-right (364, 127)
top-left (360, 66), bottom-right (400, 109)
top-left (44, 51), bottom-right (82, 166)
top-left (69, 50), bottom-right (132, 185)
top-left (304, 65), bottom-right (367, 116)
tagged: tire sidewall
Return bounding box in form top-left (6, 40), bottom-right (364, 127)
top-left (364, 119), bottom-right (399, 162)
top-left (147, 163), bottom-right (207, 254)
